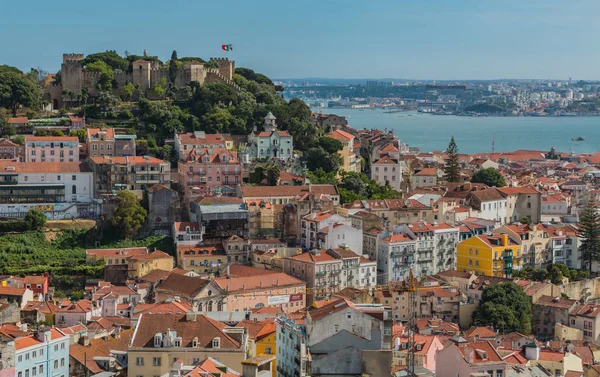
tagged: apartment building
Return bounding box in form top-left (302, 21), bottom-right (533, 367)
top-left (283, 250), bottom-right (342, 302)
top-left (300, 210), bottom-right (362, 252)
top-left (457, 233), bottom-right (523, 277)
top-left (377, 233), bottom-right (417, 284)
top-left (86, 128), bottom-right (137, 157)
top-left (410, 168), bottom-right (438, 190)
top-left (325, 129), bottom-right (360, 174)
top-left (370, 156), bottom-right (403, 191)
top-left (465, 188), bottom-right (508, 225)
top-left (24, 136), bottom-right (79, 162)
top-left (275, 313), bottom-right (308, 377)
top-left (128, 313), bottom-right (247, 376)
top-left (178, 147), bottom-right (242, 202)
top-left (14, 328), bottom-right (70, 377)
top-left (88, 155), bottom-right (170, 196)
top-left (0, 138), bottom-right (23, 161)
top-left (0, 161), bottom-right (96, 219)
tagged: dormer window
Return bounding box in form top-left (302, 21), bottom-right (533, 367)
top-left (192, 337), bottom-right (198, 348)
top-left (174, 337), bottom-right (182, 347)
top-left (154, 333), bottom-right (162, 348)
top-left (212, 337), bottom-right (220, 348)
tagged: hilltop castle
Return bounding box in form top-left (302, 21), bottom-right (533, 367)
top-left (48, 52), bottom-right (238, 108)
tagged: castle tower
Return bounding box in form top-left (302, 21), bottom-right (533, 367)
top-left (132, 60), bottom-right (152, 92)
top-left (61, 53), bottom-right (85, 94)
top-left (264, 112), bottom-right (277, 132)
top-left (211, 58), bottom-right (235, 80)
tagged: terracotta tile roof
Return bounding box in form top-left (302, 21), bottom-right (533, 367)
top-left (132, 300), bottom-right (191, 318)
top-left (86, 128), bottom-right (115, 139)
top-left (178, 132), bottom-right (229, 145)
top-left (383, 234), bottom-right (413, 243)
top-left (571, 304), bottom-right (600, 318)
top-left (22, 301), bottom-right (59, 314)
top-left (56, 300), bottom-right (95, 313)
top-left (537, 350), bottom-right (564, 362)
top-left (456, 341), bottom-right (503, 364)
top-left (498, 187), bottom-right (540, 196)
top-left (23, 275), bottom-right (47, 285)
top-left (414, 168), bottom-right (437, 176)
top-left (155, 274), bottom-right (210, 299)
top-left (535, 295), bottom-right (578, 309)
top-left (326, 129), bottom-right (354, 141)
top-left (70, 329), bottom-right (133, 374)
top-left (215, 271), bottom-right (304, 292)
top-left (138, 269), bottom-right (173, 284)
top-left (185, 357), bottom-right (241, 377)
top-left (0, 323), bottom-right (29, 339)
top-left (470, 188), bottom-right (505, 202)
top-left (477, 234), bottom-right (519, 247)
top-left (503, 351), bottom-right (528, 365)
top-left (92, 284), bottom-right (139, 300)
top-left (394, 334), bottom-right (438, 355)
top-left (464, 326), bottom-right (496, 339)
top-left (372, 157), bottom-right (398, 165)
top-left (89, 155), bottom-right (168, 165)
top-left (25, 136), bottom-right (78, 142)
top-left (309, 298), bottom-right (354, 321)
top-left (15, 329), bottom-right (67, 350)
top-left (128, 250), bottom-right (172, 261)
top-left (303, 210), bottom-right (335, 222)
top-left (0, 286), bottom-right (26, 296)
top-left (288, 250), bottom-right (339, 263)
top-left (131, 313), bottom-right (241, 349)
top-left (8, 117), bottom-right (28, 123)
top-left (86, 247), bottom-right (148, 259)
top-left (241, 184), bottom-right (337, 199)
top-left (415, 318), bottom-right (459, 334)
top-left (380, 144), bottom-right (399, 152)
top-left (0, 161), bottom-right (86, 173)
top-left (435, 270), bottom-right (473, 279)
top-left (184, 147), bottom-right (239, 164)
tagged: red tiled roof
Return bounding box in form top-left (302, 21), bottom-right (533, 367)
top-left (131, 313), bottom-right (241, 349)
top-left (70, 329), bottom-right (133, 374)
top-left (25, 136), bottom-right (78, 142)
top-left (309, 298), bottom-right (354, 321)
top-left (185, 357), bottom-right (241, 377)
top-left (326, 129), bottom-right (354, 141)
top-left (89, 155), bottom-right (168, 165)
top-left (288, 251), bottom-right (338, 263)
top-left (87, 128), bottom-right (115, 139)
top-left (414, 168), bottom-right (437, 176)
top-left (86, 247), bottom-right (148, 259)
top-left (456, 341), bottom-right (503, 364)
top-left (0, 161), bottom-right (86, 173)
top-left (214, 271), bottom-right (304, 293)
top-left (9, 117), bottom-right (28, 123)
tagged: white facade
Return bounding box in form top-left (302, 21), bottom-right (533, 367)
top-left (358, 258), bottom-right (377, 288)
top-left (245, 113), bottom-right (293, 162)
top-left (0, 162), bottom-right (96, 219)
top-left (320, 224), bottom-right (363, 255)
top-left (377, 234), bottom-right (417, 284)
top-left (477, 198), bottom-right (508, 225)
top-left (370, 157), bottom-right (403, 191)
top-left (300, 211), bottom-right (353, 250)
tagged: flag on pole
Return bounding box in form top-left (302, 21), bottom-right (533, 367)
top-left (222, 44), bottom-right (233, 51)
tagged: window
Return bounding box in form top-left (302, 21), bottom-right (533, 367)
top-left (26, 352), bottom-right (29, 360)
top-left (24, 176), bottom-right (28, 181)
top-left (33, 351), bottom-right (36, 358)
top-left (72, 175), bottom-right (76, 181)
top-left (54, 360), bottom-right (58, 369)
top-left (32, 367), bottom-right (36, 376)
top-left (18, 355), bottom-right (22, 362)
top-left (61, 358), bottom-right (65, 367)
top-left (212, 337), bottom-right (220, 348)
top-left (153, 357), bottom-right (161, 366)
top-left (136, 357), bottom-right (144, 366)
top-left (39, 365), bottom-right (43, 374)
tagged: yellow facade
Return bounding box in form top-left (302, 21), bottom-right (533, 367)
top-left (129, 255), bottom-right (174, 279)
top-left (255, 333), bottom-right (277, 377)
top-left (456, 235), bottom-right (522, 277)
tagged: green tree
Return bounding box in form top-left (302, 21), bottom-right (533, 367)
top-left (471, 168), bottom-right (507, 187)
top-left (547, 265), bottom-right (564, 285)
top-left (168, 50), bottom-right (179, 84)
top-left (577, 199), bottom-right (600, 274)
top-left (12, 135), bottom-right (24, 145)
top-left (266, 164), bottom-right (281, 186)
top-left (69, 129), bottom-right (87, 143)
top-left (81, 86), bottom-right (90, 106)
top-left (2, 124), bottom-right (16, 137)
top-left (472, 282), bottom-right (532, 334)
top-left (318, 137), bottom-right (343, 154)
top-left (151, 77), bottom-right (167, 98)
top-left (85, 60), bottom-right (114, 91)
top-left (443, 136), bottom-right (460, 182)
top-left (306, 168), bottom-right (338, 184)
top-left (249, 166), bottom-right (266, 184)
top-left (304, 147), bottom-right (343, 173)
top-left (0, 69), bottom-right (41, 115)
top-left (111, 190), bottom-right (147, 239)
top-left (24, 209), bottom-right (47, 230)
top-left (121, 82), bottom-right (135, 102)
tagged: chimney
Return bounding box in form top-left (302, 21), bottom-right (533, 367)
top-left (464, 347), bottom-right (475, 363)
top-left (500, 234), bottom-right (509, 247)
top-left (37, 328), bottom-right (51, 343)
top-left (79, 335), bottom-right (90, 346)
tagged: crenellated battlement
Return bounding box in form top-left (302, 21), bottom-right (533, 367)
top-left (63, 53), bottom-right (84, 64)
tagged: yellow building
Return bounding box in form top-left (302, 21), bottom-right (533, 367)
top-left (325, 130), bottom-right (360, 174)
top-left (456, 234), bottom-right (522, 277)
top-left (127, 250), bottom-right (174, 279)
top-left (236, 318), bottom-right (277, 377)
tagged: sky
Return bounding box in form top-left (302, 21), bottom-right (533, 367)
top-left (2, 0), bottom-right (600, 80)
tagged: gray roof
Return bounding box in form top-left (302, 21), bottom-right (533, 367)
top-left (264, 112), bottom-right (276, 120)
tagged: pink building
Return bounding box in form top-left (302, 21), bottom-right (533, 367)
top-left (0, 138), bottom-right (22, 161)
top-left (24, 136), bottom-right (79, 162)
top-left (178, 147), bottom-right (242, 203)
top-left (174, 131), bottom-right (233, 160)
top-left (393, 334), bottom-right (443, 372)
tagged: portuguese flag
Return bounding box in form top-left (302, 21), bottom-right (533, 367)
top-left (222, 44), bottom-right (233, 51)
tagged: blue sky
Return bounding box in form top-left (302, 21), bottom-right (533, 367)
top-left (2, 0), bottom-right (599, 80)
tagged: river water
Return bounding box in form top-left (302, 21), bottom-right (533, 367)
top-left (312, 108), bottom-right (600, 154)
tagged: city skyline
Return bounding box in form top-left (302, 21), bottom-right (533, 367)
top-left (2, 0), bottom-right (600, 80)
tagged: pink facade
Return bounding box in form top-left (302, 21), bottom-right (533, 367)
top-left (178, 148), bottom-right (242, 203)
top-left (24, 136), bottom-right (79, 163)
top-left (0, 138), bottom-right (22, 161)
top-left (223, 288), bottom-right (305, 313)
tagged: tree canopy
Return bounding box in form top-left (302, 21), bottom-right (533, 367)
top-left (471, 168), bottom-right (506, 187)
top-left (577, 199), bottom-right (600, 273)
top-left (443, 136), bottom-right (460, 182)
top-left (472, 282), bottom-right (532, 334)
top-left (111, 190), bottom-right (147, 239)
top-left (0, 67), bottom-right (41, 115)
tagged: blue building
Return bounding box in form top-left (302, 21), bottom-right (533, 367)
top-left (14, 328), bottom-right (69, 377)
top-left (275, 314), bottom-right (307, 377)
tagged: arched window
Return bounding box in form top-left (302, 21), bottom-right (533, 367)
top-left (207, 301), bottom-right (213, 312)
top-left (217, 301), bottom-right (223, 311)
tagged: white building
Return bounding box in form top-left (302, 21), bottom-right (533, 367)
top-left (0, 161), bottom-right (97, 219)
top-left (358, 256), bottom-right (377, 288)
top-left (370, 156), bottom-right (403, 191)
top-left (301, 210), bottom-right (362, 252)
top-left (377, 233), bottom-right (417, 284)
top-left (466, 188), bottom-right (508, 225)
top-left (244, 113), bottom-right (293, 162)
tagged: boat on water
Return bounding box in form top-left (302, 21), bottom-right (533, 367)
top-left (572, 137), bottom-right (585, 142)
